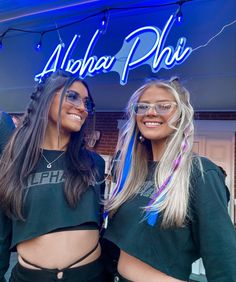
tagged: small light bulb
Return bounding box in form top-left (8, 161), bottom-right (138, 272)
top-left (176, 5), bottom-right (183, 24)
top-left (35, 40), bottom-right (42, 51)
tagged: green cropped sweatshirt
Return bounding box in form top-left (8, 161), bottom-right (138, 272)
top-left (104, 157), bottom-right (236, 282)
top-left (0, 149), bottom-right (105, 282)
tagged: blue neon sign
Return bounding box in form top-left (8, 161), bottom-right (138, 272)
top-left (35, 15), bottom-right (192, 85)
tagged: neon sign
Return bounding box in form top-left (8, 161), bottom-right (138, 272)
top-left (35, 15), bottom-right (192, 85)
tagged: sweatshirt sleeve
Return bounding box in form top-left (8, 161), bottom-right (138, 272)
top-left (0, 209), bottom-right (12, 282)
top-left (0, 112), bottom-right (15, 154)
top-left (191, 165), bottom-right (236, 282)
top-left (89, 151), bottom-right (106, 226)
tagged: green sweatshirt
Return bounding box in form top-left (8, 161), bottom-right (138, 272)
top-left (0, 111), bottom-right (15, 154)
top-left (104, 157), bottom-right (236, 281)
top-left (0, 149), bottom-right (105, 282)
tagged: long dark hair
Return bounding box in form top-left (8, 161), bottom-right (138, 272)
top-left (0, 70), bottom-right (96, 220)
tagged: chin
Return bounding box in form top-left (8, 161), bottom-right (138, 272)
top-left (71, 126), bottom-right (83, 132)
top-left (64, 121), bottom-right (84, 132)
top-left (145, 135), bottom-right (168, 142)
top-left (61, 125), bottom-right (83, 134)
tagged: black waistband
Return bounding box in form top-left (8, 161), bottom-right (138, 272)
top-left (114, 273), bottom-right (133, 282)
top-left (13, 256), bottom-right (106, 282)
top-left (20, 241), bottom-right (99, 272)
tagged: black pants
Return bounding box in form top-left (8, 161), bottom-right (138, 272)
top-left (9, 256), bottom-right (109, 282)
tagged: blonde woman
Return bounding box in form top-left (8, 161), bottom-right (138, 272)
top-left (103, 78), bottom-right (236, 282)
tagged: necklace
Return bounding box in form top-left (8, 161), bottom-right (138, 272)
top-left (41, 150), bottom-right (65, 168)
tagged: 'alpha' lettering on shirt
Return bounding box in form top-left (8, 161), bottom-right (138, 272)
top-left (138, 181), bottom-right (155, 198)
top-left (27, 170), bottom-right (65, 188)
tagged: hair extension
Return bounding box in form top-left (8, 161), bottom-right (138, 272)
top-left (145, 130), bottom-right (189, 226)
top-left (103, 129), bottom-right (136, 221)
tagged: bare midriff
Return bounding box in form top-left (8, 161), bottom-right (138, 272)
top-left (118, 250), bottom-right (186, 282)
top-left (17, 230), bottom-right (100, 270)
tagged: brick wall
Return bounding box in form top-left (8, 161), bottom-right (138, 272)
top-left (11, 111), bottom-right (236, 206)
top-left (86, 112), bottom-right (123, 155)
top-left (92, 112), bottom-right (124, 155)
top-left (89, 111), bottom-right (236, 218)
top-left (194, 111), bottom-right (236, 120)
top-left (90, 111), bottom-right (236, 155)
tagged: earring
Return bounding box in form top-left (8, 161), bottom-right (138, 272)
top-left (138, 134), bottom-right (145, 143)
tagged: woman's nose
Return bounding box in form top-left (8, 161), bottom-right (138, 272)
top-left (74, 101), bottom-right (86, 112)
top-left (146, 105), bottom-right (158, 115)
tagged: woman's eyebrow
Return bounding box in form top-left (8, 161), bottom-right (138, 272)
top-left (138, 99), bottom-right (175, 103)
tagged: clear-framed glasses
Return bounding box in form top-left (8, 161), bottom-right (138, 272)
top-left (65, 90), bottom-right (94, 113)
top-left (133, 101), bottom-right (177, 115)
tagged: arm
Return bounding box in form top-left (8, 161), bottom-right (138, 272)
top-left (89, 151), bottom-right (106, 226)
top-left (90, 151), bottom-right (106, 198)
top-left (0, 111), bottom-right (15, 154)
top-left (0, 209), bottom-right (12, 282)
top-left (191, 167), bottom-right (236, 282)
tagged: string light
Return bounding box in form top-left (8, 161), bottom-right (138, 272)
top-left (35, 41), bottom-right (41, 51)
top-left (55, 22), bottom-right (65, 48)
top-left (0, 1), bottom-right (192, 41)
top-left (100, 9), bottom-right (109, 34)
top-left (35, 33), bottom-right (43, 51)
top-left (0, 0), bottom-right (235, 56)
top-left (176, 1), bottom-right (184, 24)
top-left (101, 15), bottom-right (107, 27)
top-left (192, 18), bottom-right (236, 52)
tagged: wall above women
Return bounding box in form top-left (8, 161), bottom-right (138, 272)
top-left (0, 0), bottom-right (235, 112)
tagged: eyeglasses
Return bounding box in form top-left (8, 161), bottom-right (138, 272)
top-left (133, 102), bottom-right (177, 115)
top-left (65, 90), bottom-right (94, 113)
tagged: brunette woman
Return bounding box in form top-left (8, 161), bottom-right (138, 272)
top-left (0, 70), bottom-right (106, 282)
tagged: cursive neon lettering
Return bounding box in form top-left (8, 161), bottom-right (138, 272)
top-left (67, 59), bottom-right (82, 74)
top-left (61, 34), bottom-right (80, 69)
top-left (119, 26), bottom-right (160, 84)
top-left (35, 15), bottom-right (192, 85)
top-left (152, 14), bottom-right (174, 71)
top-left (76, 29), bottom-right (100, 77)
top-left (35, 44), bottom-right (62, 81)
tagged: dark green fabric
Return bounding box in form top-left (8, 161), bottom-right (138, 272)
top-left (104, 157), bottom-right (236, 282)
top-left (0, 111), bottom-right (15, 154)
top-left (0, 112), bottom-right (15, 281)
top-left (0, 209), bottom-right (12, 282)
top-left (0, 149), bottom-right (105, 281)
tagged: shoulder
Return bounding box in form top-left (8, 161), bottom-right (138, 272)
top-left (0, 111), bottom-right (15, 130)
top-left (0, 111), bottom-right (15, 129)
top-left (0, 111), bottom-right (15, 152)
top-left (87, 150), bottom-right (105, 165)
top-left (190, 155), bottom-right (229, 203)
top-left (85, 150), bottom-right (105, 191)
top-left (191, 155), bottom-right (223, 181)
top-left (85, 149), bottom-right (105, 172)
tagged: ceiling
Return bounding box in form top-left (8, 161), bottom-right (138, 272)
top-left (0, 0), bottom-right (235, 113)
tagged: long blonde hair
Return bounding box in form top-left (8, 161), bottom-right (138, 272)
top-left (105, 78), bottom-right (196, 228)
